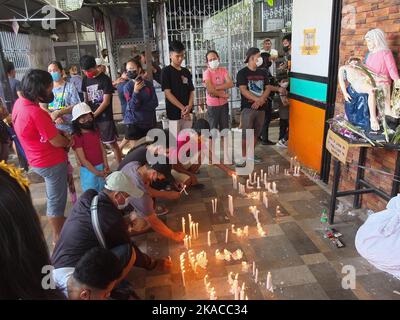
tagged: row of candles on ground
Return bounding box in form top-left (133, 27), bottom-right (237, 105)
top-left (215, 248), bottom-right (243, 261)
top-left (203, 262), bottom-right (274, 300)
top-left (182, 214), bottom-right (200, 250)
top-left (232, 160), bottom-right (302, 191)
top-left (180, 250), bottom-right (208, 287)
top-left (290, 156), bottom-right (301, 177)
top-left (239, 262), bottom-right (274, 293)
top-left (212, 195), bottom-right (235, 216)
top-left (249, 206), bottom-right (267, 237)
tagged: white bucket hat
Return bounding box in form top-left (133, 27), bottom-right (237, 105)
top-left (105, 171), bottom-right (143, 198)
top-left (72, 102), bottom-right (92, 121)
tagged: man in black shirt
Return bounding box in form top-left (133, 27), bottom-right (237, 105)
top-left (236, 47), bottom-right (286, 165)
top-left (161, 40), bottom-right (195, 135)
top-left (52, 171), bottom-right (172, 276)
top-left (80, 55), bottom-right (122, 165)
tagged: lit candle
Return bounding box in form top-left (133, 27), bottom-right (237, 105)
top-left (188, 235), bottom-right (192, 248)
top-left (290, 157), bottom-right (294, 172)
top-left (207, 231), bottom-right (211, 247)
top-left (182, 217), bottom-right (185, 234)
top-left (261, 169), bottom-right (264, 180)
top-left (253, 172), bottom-right (257, 184)
top-left (225, 228), bottom-right (229, 244)
top-left (210, 289), bottom-right (217, 300)
top-left (272, 181), bottom-right (277, 193)
top-left (248, 173), bottom-right (252, 184)
top-left (231, 224), bottom-right (235, 233)
top-left (257, 177), bottom-right (260, 189)
top-left (266, 272), bottom-right (273, 292)
top-left (228, 271), bottom-right (233, 285)
top-left (232, 174), bottom-right (237, 190)
top-left (182, 270), bottom-right (186, 287)
top-left (264, 172), bottom-right (267, 182)
top-left (189, 222), bottom-right (193, 237)
top-left (204, 274), bottom-right (209, 286)
top-left (255, 268), bottom-right (258, 283)
top-left (252, 262), bottom-right (256, 276)
top-left (242, 261), bottom-right (248, 272)
top-left (228, 195), bottom-right (234, 216)
top-left (244, 226), bottom-right (249, 237)
top-left (196, 222), bottom-right (199, 239)
top-left (234, 286), bottom-right (240, 300)
top-left (188, 214), bottom-right (192, 227)
top-left (240, 283), bottom-right (245, 300)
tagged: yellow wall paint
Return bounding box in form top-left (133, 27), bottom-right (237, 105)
top-left (288, 99), bottom-right (326, 173)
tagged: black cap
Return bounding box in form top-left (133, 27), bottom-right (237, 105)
top-left (244, 47), bottom-right (260, 63)
top-left (151, 162), bottom-right (175, 184)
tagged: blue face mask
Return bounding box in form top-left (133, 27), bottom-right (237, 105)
top-left (51, 72), bottom-right (62, 82)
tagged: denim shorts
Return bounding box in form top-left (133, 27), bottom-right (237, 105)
top-left (80, 164), bottom-right (105, 192)
top-left (32, 161), bottom-right (68, 217)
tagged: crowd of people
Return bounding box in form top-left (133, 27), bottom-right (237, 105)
top-left (0, 35), bottom-right (293, 299)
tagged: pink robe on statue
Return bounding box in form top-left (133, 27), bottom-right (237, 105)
top-left (365, 50), bottom-right (400, 85)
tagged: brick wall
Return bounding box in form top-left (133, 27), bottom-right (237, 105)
top-left (333, 0), bottom-right (400, 211)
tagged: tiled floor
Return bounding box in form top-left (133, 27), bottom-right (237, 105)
top-left (29, 127), bottom-right (400, 300)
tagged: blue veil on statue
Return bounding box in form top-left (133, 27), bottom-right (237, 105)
top-left (344, 85), bottom-right (371, 132)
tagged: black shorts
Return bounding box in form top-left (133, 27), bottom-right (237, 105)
top-left (125, 124), bottom-right (151, 141)
top-left (96, 120), bottom-right (118, 144)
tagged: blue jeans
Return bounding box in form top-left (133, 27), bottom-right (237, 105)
top-left (80, 164), bottom-right (105, 192)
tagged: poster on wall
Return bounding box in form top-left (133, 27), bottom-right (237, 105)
top-left (291, 0), bottom-right (333, 77)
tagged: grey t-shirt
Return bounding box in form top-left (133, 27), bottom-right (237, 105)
top-left (120, 161), bottom-right (154, 218)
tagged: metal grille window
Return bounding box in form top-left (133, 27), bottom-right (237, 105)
top-left (166, 0), bottom-right (254, 115)
top-left (261, 0), bottom-right (293, 32)
top-left (0, 31), bottom-right (55, 80)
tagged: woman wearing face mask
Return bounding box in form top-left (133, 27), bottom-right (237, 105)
top-left (119, 58), bottom-right (158, 153)
top-left (203, 50), bottom-right (234, 132)
top-left (12, 69), bottom-right (72, 243)
top-left (42, 61), bottom-right (81, 135)
top-left (72, 103), bottom-right (110, 192)
top-left (44, 61), bottom-right (81, 206)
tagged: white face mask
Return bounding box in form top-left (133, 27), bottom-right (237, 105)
top-left (280, 82), bottom-right (289, 88)
top-left (117, 195), bottom-right (130, 210)
top-left (209, 60), bottom-right (219, 70)
top-left (256, 57), bottom-right (263, 67)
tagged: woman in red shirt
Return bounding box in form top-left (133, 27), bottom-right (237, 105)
top-left (12, 69), bottom-right (72, 244)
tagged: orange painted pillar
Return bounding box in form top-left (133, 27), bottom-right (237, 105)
top-left (288, 99), bottom-right (326, 173)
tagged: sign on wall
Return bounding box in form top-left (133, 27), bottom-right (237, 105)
top-left (291, 0), bottom-right (333, 77)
